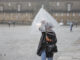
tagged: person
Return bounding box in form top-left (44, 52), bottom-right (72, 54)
top-left (75, 22), bottom-right (78, 28)
top-left (39, 20), bottom-right (47, 32)
top-left (13, 21), bottom-right (16, 27)
top-left (8, 21), bottom-right (11, 27)
top-left (70, 22), bottom-right (73, 32)
top-left (37, 22), bottom-right (58, 60)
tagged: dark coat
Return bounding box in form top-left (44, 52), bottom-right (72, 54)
top-left (37, 31), bottom-right (58, 58)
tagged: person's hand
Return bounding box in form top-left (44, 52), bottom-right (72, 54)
top-left (39, 25), bottom-right (45, 32)
top-left (46, 36), bottom-right (52, 42)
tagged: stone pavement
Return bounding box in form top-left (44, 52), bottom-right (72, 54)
top-left (54, 26), bottom-right (80, 60)
top-left (0, 25), bottom-right (80, 60)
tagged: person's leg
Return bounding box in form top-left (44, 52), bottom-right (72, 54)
top-left (41, 50), bottom-right (46, 60)
top-left (71, 27), bottom-right (72, 31)
top-left (70, 27), bottom-right (72, 32)
top-left (48, 57), bottom-right (53, 60)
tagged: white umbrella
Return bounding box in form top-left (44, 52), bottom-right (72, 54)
top-left (31, 6), bottom-right (59, 33)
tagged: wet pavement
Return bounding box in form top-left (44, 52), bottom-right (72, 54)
top-left (0, 25), bottom-right (80, 60)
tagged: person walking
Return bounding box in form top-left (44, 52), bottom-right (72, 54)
top-left (70, 22), bottom-right (73, 32)
top-left (37, 22), bottom-right (58, 60)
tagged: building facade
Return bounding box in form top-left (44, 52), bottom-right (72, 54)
top-left (0, 0), bottom-right (80, 25)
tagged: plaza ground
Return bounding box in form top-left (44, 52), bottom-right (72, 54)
top-left (0, 25), bottom-right (80, 60)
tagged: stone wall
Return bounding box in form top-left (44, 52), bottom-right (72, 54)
top-left (0, 0), bottom-right (80, 25)
top-left (0, 12), bottom-right (80, 25)
top-left (52, 13), bottom-right (80, 24)
top-left (0, 13), bottom-right (33, 25)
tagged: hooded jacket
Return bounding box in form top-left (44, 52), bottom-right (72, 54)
top-left (37, 31), bottom-right (58, 57)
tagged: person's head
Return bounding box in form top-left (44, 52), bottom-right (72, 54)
top-left (41, 20), bottom-right (46, 25)
top-left (45, 22), bottom-right (53, 31)
top-left (39, 20), bottom-right (47, 32)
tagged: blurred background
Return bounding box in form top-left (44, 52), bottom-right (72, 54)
top-left (0, 1), bottom-right (80, 60)
top-left (0, 0), bottom-right (80, 25)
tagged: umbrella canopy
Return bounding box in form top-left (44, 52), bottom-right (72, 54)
top-left (31, 6), bottom-right (59, 33)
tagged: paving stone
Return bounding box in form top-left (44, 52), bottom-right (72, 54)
top-left (0, 25), bottom-right (80, 60)
top-left (58, 56), bottom-right (72, 60)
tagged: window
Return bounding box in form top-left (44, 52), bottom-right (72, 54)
top-left (72, 13), bottom-right (75, 16)
top-left (57, 2), bottom-right (60, 6)
top-left (67, 13), bottom-right (69, 16)
top-left (8, 2), bottom-right (11, 6)
top-left (28, 2), bottom-right (31, 7)
top-left (79, 13), bottom-right (80, 16)
top-left (0, 6), bottom-right (3, 11)
top-left (55, 13), bottom-right (58, 16)
top-left (67, 4), bottom-right (71, 11)
top-left (61, 13), bottom-right (63, 16)
top-left (61, 19), bottom-right (63, 22)
top-left (16, 13), bottom-right (20, 19)
top-left (18, 5), bottom-right (21, 11)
